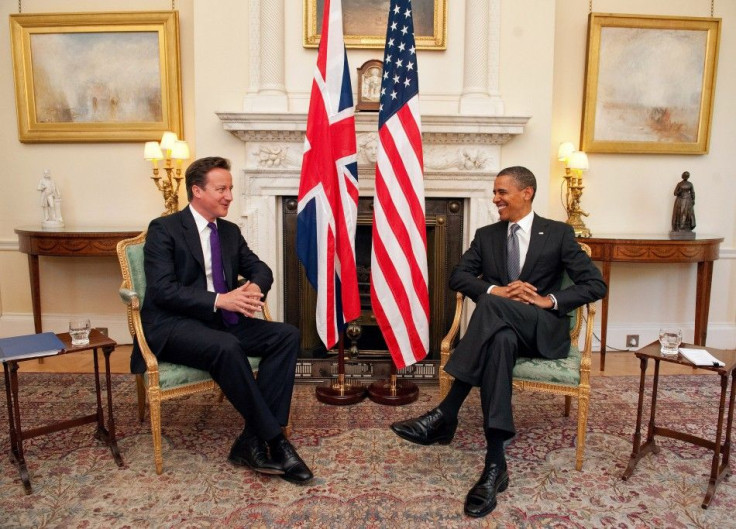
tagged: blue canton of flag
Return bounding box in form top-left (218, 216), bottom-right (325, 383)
top-left (378, 0), bottom-right (420, 129)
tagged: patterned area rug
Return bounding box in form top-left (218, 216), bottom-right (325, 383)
top-left (0, 373), bottom-right (733, 528)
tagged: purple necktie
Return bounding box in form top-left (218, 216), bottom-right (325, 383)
top-left (208, 222), bottom-right (239, 326)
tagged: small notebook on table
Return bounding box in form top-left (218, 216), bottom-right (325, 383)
top-left (679, 347), bottom-right (725, 367)
top-left (0, 332), bottom-right (65, 362)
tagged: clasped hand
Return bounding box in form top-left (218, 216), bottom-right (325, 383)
top-left (494, 280), bottom-right (553, 309)
top-left (216, 280), bottom-right (264, 317)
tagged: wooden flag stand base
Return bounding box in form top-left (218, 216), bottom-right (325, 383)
top-left (367, 364), bottom-right (419, 406)
top-left (315, 335), bottom-right (367, 405)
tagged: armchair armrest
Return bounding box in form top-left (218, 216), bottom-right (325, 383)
top-left (119, 288), bottom-right (139, 306)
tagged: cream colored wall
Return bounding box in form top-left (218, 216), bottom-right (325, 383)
top-left (0, 0), bottom-right (734, 350)
top-left (550, 0), bottom-right (736, 348)
top-left (0, 0), bottom-right (196, 341)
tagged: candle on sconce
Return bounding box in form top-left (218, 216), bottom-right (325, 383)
top-left (159, 131), bottom-right (178, 156)
top-left (143, 141), bottom-right (164, 169)
top-left (142, 132), bottom-right (190, 216)
top-left (171, 140), bottom-right (190, 169)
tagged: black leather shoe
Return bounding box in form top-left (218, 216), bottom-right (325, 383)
top-left (228, 430), bottom-right (284, 475)
top-left (271, 438), bottom-right (314, 485)
top-left (390, 408), bottom-right (458, 446)
top-left (464, 463), bottom-right (509, 518)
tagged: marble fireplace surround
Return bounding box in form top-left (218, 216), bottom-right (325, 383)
top-left (217, 111), bottom-right (529, 322)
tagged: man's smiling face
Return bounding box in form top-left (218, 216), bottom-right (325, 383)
top-left (492, 175), bottom-right (533, 223)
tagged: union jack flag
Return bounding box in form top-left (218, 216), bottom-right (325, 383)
top-left (297, 0), bottom-right (360, 349)
top-left (370, 0), bottom-right (429, 369)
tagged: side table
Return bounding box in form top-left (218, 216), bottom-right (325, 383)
top-left (2, 329), bottom-right (124, 494)
top-left (621, 341), bottom-right (736, 508)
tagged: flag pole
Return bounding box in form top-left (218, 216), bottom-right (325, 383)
top-left (367, 361), bottom-right (419, 405)
top-left (315, 329), bottom-right (367, 405)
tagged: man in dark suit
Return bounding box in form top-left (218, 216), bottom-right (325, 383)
top-left (135, 156), bottom-right (312, 484)
top-left (391, 166), bottom-right (606, 517)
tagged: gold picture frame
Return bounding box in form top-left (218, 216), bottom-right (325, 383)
top-left (304, 0), bottom-right (447, 50)
top-left (10, 11), bottom-right (183, 143)
top-left (581, 13), bottom-right (720, 154)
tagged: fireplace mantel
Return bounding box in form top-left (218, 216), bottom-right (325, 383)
top-left (218, 112), bottom-right (528, 144)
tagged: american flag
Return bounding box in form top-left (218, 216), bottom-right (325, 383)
top-left (370, 0), bottom-right (429, 369)
top-left (297, 0), bottom-right (360, 349)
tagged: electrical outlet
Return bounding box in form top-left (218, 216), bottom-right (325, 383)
top-left (626, 334), bottom-right (639, 348)
top-left (96, 327), bottom-right (109, 337)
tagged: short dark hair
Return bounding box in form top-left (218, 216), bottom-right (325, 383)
top-left (497, 165), bottom-right (537, 201)
top-left (185, 156), bottom-right (231, 201)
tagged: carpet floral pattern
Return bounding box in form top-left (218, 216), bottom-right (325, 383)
top-left (0, 373), bottom-right (733, 528)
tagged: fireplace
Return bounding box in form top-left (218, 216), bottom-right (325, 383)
top-left (217, 111), bottom-right (527, 380)
top-left (282, 197), bottom-right (464, 380)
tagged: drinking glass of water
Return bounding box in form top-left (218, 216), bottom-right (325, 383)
top-left (69, 318), bottom-right (91, 346)
top-left (658, 328), bottom-right (682, 356)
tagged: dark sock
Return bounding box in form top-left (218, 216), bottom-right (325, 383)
top-left (437, 379), bottom-right (472, 420)
top-left (267, 432), bottom-right (285, 452)
top-left (484, 428), bottom-right (507, 467)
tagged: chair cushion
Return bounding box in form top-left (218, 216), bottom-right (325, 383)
top-left (145, 357), bottom-right (262, 390)
top-left (512, 345), bottom-right (581, 386)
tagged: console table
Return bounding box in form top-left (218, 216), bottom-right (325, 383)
top-left (15, 227), bottom-right (142, 334)
top-left (581, 234), bottom-right (723, 371)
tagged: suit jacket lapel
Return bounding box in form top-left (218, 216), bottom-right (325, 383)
top-left (181, 208), bottom-right (206, 274)
top-left (520, 214), bottom-right (549, 280)
top-left (496, 221), bottom-right (511, 284)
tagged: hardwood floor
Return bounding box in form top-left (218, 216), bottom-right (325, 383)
top-left (18, 345), bottom-right (704, 376)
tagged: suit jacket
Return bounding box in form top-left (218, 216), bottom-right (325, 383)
top-left (131, 208), bottom-right (274, 373)
top-left (449, 214), bottom-right (606, 359)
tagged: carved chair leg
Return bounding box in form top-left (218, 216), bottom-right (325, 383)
top-left (135, 374), bottom-right (146, 422)
top-left (148, 389), bottom-right (164, 475)
top-left (575, 394), bottom-right (590, 471)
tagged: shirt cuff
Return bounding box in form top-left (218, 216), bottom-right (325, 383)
top-left (487, 285), bottom-right (496, 294)
top-left (548, 293), bottom-right (558, 310)
top-left (214, 293), bottom-right (220, 313)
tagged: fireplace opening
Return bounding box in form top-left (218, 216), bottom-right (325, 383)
top-left (282, 197), bottom-right (464, 380)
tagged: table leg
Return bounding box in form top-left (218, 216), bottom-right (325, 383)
top-left (694, 261), bottom-right (714, 346)
top-left (598, 261), bottom-right (611, 371)
top-left (5, 362), bottom-right (32, 494)
top-left (27, 254), bottom-right (42, 334)
top-left (702, 371), bottom-right (735, 508)
top-left (101, 346), bottom-right (123, 466)
top-left (622, 356), bottom-right (649, 480)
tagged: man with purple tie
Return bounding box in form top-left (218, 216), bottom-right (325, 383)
top-left (134, 156), bottom-right (312, 484)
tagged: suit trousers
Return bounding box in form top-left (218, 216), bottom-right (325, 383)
top-left (444, 295), bottom-right (546, 438)
top-left (158, 316), bottom-right (299, 441)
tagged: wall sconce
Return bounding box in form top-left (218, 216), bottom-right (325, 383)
top-left (558, 142), bottom-right (591, 238)
top-left (144, 132), bottom-right (190, 216)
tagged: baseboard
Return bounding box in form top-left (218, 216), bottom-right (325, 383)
top-left (0, 313), bottom-right (132, 345)
top-left (590, 323), bottom-right (736, 352)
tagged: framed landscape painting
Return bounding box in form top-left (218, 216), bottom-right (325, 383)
top-left (581, 14), bottom-right (720, 154)
top-left (10, 11), bottom-right (182, 143)
top-left (304, 0), bottom-right (447, 50)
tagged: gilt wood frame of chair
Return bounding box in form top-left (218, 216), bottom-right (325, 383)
top-left (439, 243), bottom-right (597, 471)
top-left (116, 231), bottom-right (274, 475)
